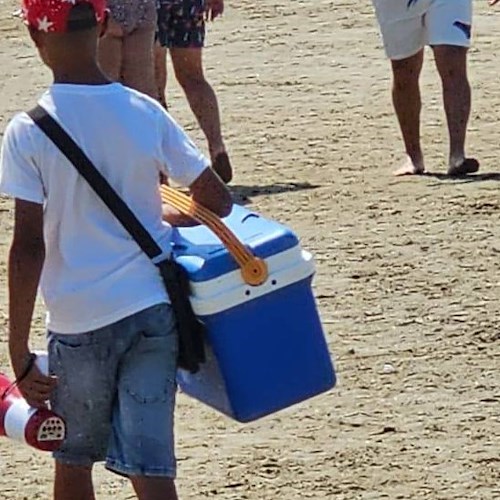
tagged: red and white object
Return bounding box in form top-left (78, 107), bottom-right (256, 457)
top-left (0, 353), bottom-right (65, 451)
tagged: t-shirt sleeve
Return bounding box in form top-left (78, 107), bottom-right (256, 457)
top-left (157, 110), bottom-right (210, 187)
top-left (0, 114), bottom-right (44, 204)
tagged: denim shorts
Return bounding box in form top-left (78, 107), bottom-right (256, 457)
top-left (48, 303), bottom-right (178, 478)
top-left (157, 0), bottom-right (206, 48)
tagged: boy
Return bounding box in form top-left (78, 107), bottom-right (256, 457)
top-left (0, 1), bottom-right (232, 499)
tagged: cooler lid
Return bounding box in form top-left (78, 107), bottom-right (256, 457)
top-left (171, 205), bottom-right (299, 282)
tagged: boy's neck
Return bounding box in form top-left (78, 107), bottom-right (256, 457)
top-left (51, 62), bottom-right (112, 86)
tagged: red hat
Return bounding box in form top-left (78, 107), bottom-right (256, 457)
top-left (22, 0), bottom-right (107, 33)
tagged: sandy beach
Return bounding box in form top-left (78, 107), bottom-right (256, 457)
top-left (0, 0), bottom-right (499, 498)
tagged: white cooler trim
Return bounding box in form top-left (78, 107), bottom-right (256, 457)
top-left (185, 246), bottom-right (315, 316)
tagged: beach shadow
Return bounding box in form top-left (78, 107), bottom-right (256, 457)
top-left (423, 172), bottom-right (500, 185)
top-left (229, 182), bottom-right (320, 205)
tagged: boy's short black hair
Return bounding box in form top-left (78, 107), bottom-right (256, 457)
top-left (66, 2), bottom-right (99, 32)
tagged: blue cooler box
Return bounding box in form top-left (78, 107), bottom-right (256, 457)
top-left (172, 205), bottom-right (335, 422)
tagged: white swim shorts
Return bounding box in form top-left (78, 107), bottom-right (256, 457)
top-left (372, 0), bottom-right (472, 60)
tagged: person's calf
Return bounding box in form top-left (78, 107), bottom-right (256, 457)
top-left (433, 45), bottom-right (473, 173)
top-left (54, 462), bottom-right (95, 500)
top-left (390, 51), bottom-right (425, 174)
top-left (131, 475), bottom-right (179, 500)
top-left (177, 77), bottom-right (232, 182)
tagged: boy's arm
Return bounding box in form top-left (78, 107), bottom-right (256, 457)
top-left (8, 199), bottom-right (56, 408)
top-left (162, 168), bottom-right (233, 226)
top-left (188, 167), bottom-right (232, 217)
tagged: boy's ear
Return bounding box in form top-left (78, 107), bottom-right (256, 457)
top-left (99, 10), bottom-right (109, 38)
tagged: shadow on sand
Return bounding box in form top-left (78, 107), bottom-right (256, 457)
top-left (424, 172), bottom-right (500, 185)
top-left (229, 182), bottom-right (320, 205)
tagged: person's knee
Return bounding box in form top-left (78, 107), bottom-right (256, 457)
top-left (392, 64), bottom-right (419, 91)
top-left (175, 70), bottom-right (207, 93)
top-left (54, 462), bottom-right (94, 500)
top-left (433, 45), bottom-right (468, 83)
top-left (433, 44), bottom-right (468, 59)
top-left (391, 54), bottom-right (422, 90)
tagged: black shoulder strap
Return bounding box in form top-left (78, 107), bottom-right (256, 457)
top-left (27, 105), bottom-right (205, 373)
top-left (27, 105), bottom-right (163, 261)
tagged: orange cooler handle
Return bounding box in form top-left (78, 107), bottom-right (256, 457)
top-left (160, 185), bottom-right (268, 286)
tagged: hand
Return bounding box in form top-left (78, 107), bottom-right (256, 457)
top-left (162, 204), bottom-right (199, 227)
top-left (189, 168), bottom-right (232, 218)
top-left (205, 0), bottom-right (224, 21)
top-left (490, 0), bottom-right (500, 5)
top-left (13, 357), bottom-right (57, 409)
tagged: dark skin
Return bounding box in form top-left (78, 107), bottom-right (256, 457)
top-left (204, 0), bottom-right (224, 21)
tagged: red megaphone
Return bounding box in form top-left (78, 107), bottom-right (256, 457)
top-left (0, 352), bottom-right (65, 451)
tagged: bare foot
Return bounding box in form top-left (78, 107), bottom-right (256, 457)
top-left (447, 158), bottom-right (479, 177)
top-left (212, 152), bottom-right (233, 184)
top-left (393, 156), bottom-right (425, 176)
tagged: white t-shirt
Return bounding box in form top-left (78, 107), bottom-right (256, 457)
top-left (0, 83), bottom-right (209, 334)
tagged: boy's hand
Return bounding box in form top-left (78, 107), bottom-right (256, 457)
top-left (205, 0), bottom-right (224, 21)
top-left (162, 204), bottom-right (199, 227)
top-left (12, 356), bottom-right (57, 409)
top-left (189, 167), bottom-right (232, 218)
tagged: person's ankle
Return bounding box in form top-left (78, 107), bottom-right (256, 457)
top-left (211, 151), bottom-right (233, 184)
top-left (449, 154), bottom-right (466, 169)
top-left (406, 151), bottom-right (425, 170)
top-left (209, 143), bottom-right (226, 161)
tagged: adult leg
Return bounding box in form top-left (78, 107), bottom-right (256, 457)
top-left (131, 476), bottom-right (179, 500)
top-left (390, 49), bottom-right (425, 176)
top-left (170, 47), bottom-right (232, 182)
top-left (97, 19), bottom-right (123, 82)
top-left (155, 43), bottom-right (168, 108)
top-left (54, 463), bottom-right (95, 500)
top-left (122, 24), bottom-right (158, 99)
top-left (169, 48), bottom-right (223, 155)
top-left (432, 45), bottom-right (478, 176)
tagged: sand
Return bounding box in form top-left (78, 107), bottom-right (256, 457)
top-left (0, 0), bottom-right (499, 498)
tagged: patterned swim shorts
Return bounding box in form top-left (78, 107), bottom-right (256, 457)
top-left (157, 0), bottom-right (206, 48)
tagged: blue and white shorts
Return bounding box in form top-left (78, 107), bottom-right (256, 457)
top-left (48, 303), bottom-right (178, 478)
top-left (372, 0), bottom-right (472, 60)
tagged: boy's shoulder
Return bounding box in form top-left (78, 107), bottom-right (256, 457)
top-left (2, 111), bottom-right (41, 149)
top-left (5, 110), bottom-right (38, 132)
